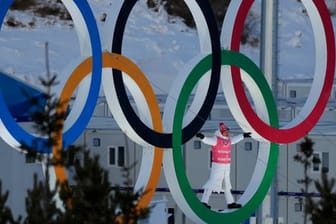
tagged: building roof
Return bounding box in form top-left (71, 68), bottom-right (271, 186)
top-left (0, 71), bottom-right (45, 122)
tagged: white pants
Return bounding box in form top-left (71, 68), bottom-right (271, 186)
top-left (201, 162), bottom-right (234, 204)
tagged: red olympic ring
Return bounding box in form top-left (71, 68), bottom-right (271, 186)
top-left (224, 0), bottom-right (335, 144)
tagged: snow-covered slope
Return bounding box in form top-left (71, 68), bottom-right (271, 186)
top-left (0, 0), bottom-right (334, 95)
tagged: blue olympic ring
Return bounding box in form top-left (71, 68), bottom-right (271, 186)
top-left (0, 0), bottom-right (102, 153)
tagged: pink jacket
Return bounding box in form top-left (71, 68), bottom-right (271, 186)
top-left (201, 131), bottom-right (244, 164)
top-left (212, 136), bottom-right (231, 164)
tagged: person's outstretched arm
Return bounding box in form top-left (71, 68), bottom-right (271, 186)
top-left (196, 133), bottom-right (217, 146)
top-left (231, 132), bottom-right (251, 144)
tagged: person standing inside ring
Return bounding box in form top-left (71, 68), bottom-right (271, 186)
top-left (196, 122), bottom-right (251, 209)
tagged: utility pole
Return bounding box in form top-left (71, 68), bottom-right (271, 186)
top-left (259, 0), bottom-right (279, 224)
top-left (261, 0), bottom-right (279, 91)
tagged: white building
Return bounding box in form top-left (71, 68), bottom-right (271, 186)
top-left (0, 75), bottom-right (336, 224)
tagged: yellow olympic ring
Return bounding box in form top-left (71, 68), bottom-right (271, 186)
top-left (53, 52), bottom-right (163, 209)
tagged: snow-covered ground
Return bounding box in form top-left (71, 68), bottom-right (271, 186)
top-left (0, 0), bottom-right (334, 95)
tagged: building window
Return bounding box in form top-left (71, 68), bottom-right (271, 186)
top-left (109, 147), bottom-right (115, 165)
top-left (322, 152), bottom-right (329, 173)
top-left (168, 208), bottom-right (175, 224)
top-left (25, 153), bottom-right (36, 164)
top-left (65, 149), bottom-right (76, 166)
top-left (93, 137), bottom-right (101, 147)
top-left (295, 202), bottom-right (303, 212)
top-left (117, 146), bottom-right (125, 167)
top-left (194, 140), bottom-right (201, 150)
top-left (245, 142), bottom-right (252, 151)
top-left (310, 152), bottom-right (329, 173)
top-left (296, 144), bottom-right (301, 152)
top-left (312, 152), bottom-right (321, 172)
top-left (289, 90), bottom-right (297, 98)
top-left (108, 146), bottom-right (126, 167)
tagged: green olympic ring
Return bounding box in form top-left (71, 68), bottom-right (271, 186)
top-left (165, 50), bottom-right (279, 223)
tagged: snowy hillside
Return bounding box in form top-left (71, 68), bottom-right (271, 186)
top-left (0, 0), bottom-right (335, 95)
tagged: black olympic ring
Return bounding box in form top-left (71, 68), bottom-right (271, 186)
top-left (111, 0), bottom-right (221, 148)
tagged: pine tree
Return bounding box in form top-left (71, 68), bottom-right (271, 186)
top-left (307, 168), bottom-right (336, 223)
top-left (21, 42), bottom-right (65, 224)
top-left (0, 181), bottom-right (21, 224)
top-left (294, 136), bottom-right (316, 224)
top-left (58, 151), bottom-right (149, 224)
top-left (113, 164), bottom-right (150, 224)
top-left (20, 42), bottom-right (150, 223)
top-left (58, 150), bottom-right (115, 223)
top-left (24, 174), bottom-right (61, 224)
top-left (294, 136), bottom-right (336, 224)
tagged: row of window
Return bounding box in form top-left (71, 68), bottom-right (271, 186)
top-left (25, 144), bottom-right (127, 168)
top-left (195, 140), bottom-right (330, 173)
top-left (108, 146), bottom-right (125, 167)
top-left (92, 137), bottom-right (126, 167)
top-left (289, 89), bottom-right (336, 100)
top-left (312, 152), bottom-right (329, 173)
top-left (288, 88), bottom-right (336, 99)
top-left (25, 138), bottom-right (330, 174)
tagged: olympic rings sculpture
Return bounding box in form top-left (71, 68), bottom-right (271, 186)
top-left (0, 0), bottom-right (334, 223)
